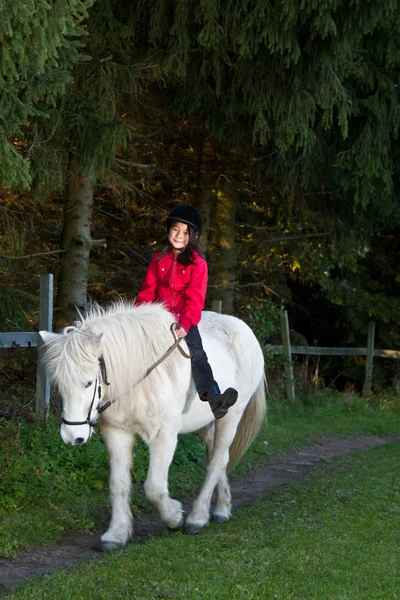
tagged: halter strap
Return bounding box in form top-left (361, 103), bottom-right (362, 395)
top-left (61, 378), bottom-right (100, 427)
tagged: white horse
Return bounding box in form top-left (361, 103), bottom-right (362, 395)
top-left (40, 301), bottom-right (266, 550)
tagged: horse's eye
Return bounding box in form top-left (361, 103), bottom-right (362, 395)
top-left (85, 381), bottom-right (93, 388)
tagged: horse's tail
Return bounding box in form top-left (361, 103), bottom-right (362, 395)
top-left (227, 373), bottom-right (267, 473)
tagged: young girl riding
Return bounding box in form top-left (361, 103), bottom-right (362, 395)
top-left (135, 203), bottom-right (238, 419)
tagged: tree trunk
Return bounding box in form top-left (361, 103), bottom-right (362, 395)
top-left (213, 177), bottom-right (237, 314)
top-left (195, 132), bottom-right (217, 254)
top-left (57, 167), bottom-right (95, 323)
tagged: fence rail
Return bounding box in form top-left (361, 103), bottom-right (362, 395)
top-left (0, 332), bottom-right (39, 348)
top-left (266, 311), bottom-right (399, 403)
top-left (266, 345), bottom-right (400, 358)
top-left (0, 274), bottom-right (53, 421)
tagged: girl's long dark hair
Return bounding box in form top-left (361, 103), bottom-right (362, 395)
top-left (157, 222), bottom-right (204, 266)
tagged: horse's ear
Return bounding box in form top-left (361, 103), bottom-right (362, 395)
top-left (39, 331), bottom-right (60, 344)
top-left (88, 333), bottom-right (103, 348)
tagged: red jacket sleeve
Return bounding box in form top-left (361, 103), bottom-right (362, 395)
top-left (179, 257), bottom-right (208, 332)
top-left (135, 256), bottom-right (158, 305)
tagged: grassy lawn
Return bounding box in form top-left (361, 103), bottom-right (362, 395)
top-left (5, 439), bottom-right (400, 599)
top-left (1, 390), bottom-right (400, 558)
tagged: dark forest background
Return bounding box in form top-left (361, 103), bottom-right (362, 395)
top-left (1, 0), bottom-right (400, 405)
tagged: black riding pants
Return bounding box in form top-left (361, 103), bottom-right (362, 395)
top-left (185, 326), bottom-right (220, 397)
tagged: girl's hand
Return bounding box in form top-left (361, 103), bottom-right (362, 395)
top-left (175, 326), bottom-right (187, 338)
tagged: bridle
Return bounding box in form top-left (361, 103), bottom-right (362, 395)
top-left (61, 355), bottom-right (111, 428)
top-left (61, 324), bottom-right (191, 429)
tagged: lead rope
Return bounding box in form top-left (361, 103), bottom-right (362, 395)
top-left (142, 323), bottom-right (192, 379)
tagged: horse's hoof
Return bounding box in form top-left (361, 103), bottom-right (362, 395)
top-left (168, 519), bottom-right (184, 532)
top-left (184, 523), bottom-right (204, 535)
top-left (212, 514), bottom-right (229, 524)
top-left (99, 540), bottom-right (125, 552)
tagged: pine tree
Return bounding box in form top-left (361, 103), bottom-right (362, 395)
top-left (1, 1), bottom-right (147, 323)
top-left (30, 1), bottom-right (149, 321)
top-left (0, 0), bottom-right (93, 188)
top-left (130, 0), bottom-right (400, 311)
top-left (132, 0), bottom-right (400, 214)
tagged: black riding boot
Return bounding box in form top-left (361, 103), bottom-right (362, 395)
top-left (200, 385), bottom-right (238, 420)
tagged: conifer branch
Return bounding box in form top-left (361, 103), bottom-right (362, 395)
top-left (115, 159), bottom-right (155, 168)
top-left (1, 250), bottom-right (67, 260)
top-left (269, 233), bottom-right (330, 242)
top-left (240, 225), bottom-right (330, 240)
top-left (2, 237), bottom-right (106, 260)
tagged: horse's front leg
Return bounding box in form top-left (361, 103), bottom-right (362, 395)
top-left (100, 426), bottom-right (134, 551)
top-left (145, 428), bottom-right (183, 530)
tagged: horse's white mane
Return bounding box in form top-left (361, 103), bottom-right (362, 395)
top-left (42, 301), bottom-right (183, 404)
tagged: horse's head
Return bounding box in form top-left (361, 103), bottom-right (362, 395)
top-left (40, 328), bottom-right (106, 446)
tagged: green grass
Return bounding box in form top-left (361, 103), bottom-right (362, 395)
top-left (0, 419), bottom-right (111, 557)
top-left (1, 390), bottom-right (400, 558)
top-left (235, 389), bottom-right (400, 473)
top-left (5, 441), bottom-right (400, 599)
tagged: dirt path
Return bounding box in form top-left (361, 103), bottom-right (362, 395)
top-left (0, 434), bottom-right (398, 593)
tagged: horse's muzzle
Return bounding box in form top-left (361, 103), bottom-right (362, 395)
top-left (60, 423), bottom-right (92, 446)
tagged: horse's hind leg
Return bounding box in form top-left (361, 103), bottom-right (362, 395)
top-left (100, 426), bottom-right (134, 551)
top-left (186, 417), bottom-right (238, 534)
top-left (199, 423), bottom-right (231, 523)
top-left (213, 471), bottom-right (232, 524)
top-left (198, 422), bottom-right (215, 461)
top-left (145, 428), bottom-right (184, 530)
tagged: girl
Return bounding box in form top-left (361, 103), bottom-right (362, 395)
top-left (135, 203), bottom-right (238, 419)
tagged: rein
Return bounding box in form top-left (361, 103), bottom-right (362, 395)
top-left (61, 324), bottom-right (192, 428)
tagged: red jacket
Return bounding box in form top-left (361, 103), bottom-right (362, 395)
top-left (135, 250), bottom-right (208, 333)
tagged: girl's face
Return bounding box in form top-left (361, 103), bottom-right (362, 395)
top-left (168, 221), bottom-right (190, 254)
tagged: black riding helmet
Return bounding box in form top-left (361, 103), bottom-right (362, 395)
top-left (166, 204), bottom-right (203, 236)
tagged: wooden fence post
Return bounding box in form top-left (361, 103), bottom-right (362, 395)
top-left (35, 274), bottom-right (53, 421)
top-left (280, 309), bottom-right (295, 404)
top-left (363, 321), bottom-right (376, 396)
top-left (212, 300), bottom-right (222, 313)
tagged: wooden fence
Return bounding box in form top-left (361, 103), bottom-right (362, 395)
top-left (2, 289), bottom-right (399, 419)
top-left (212, 302), bottom-right (400, 402)
top-left (265, 310), bottom-right (400, 403)
top-left (0, 274), bottom-right (53, 420)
